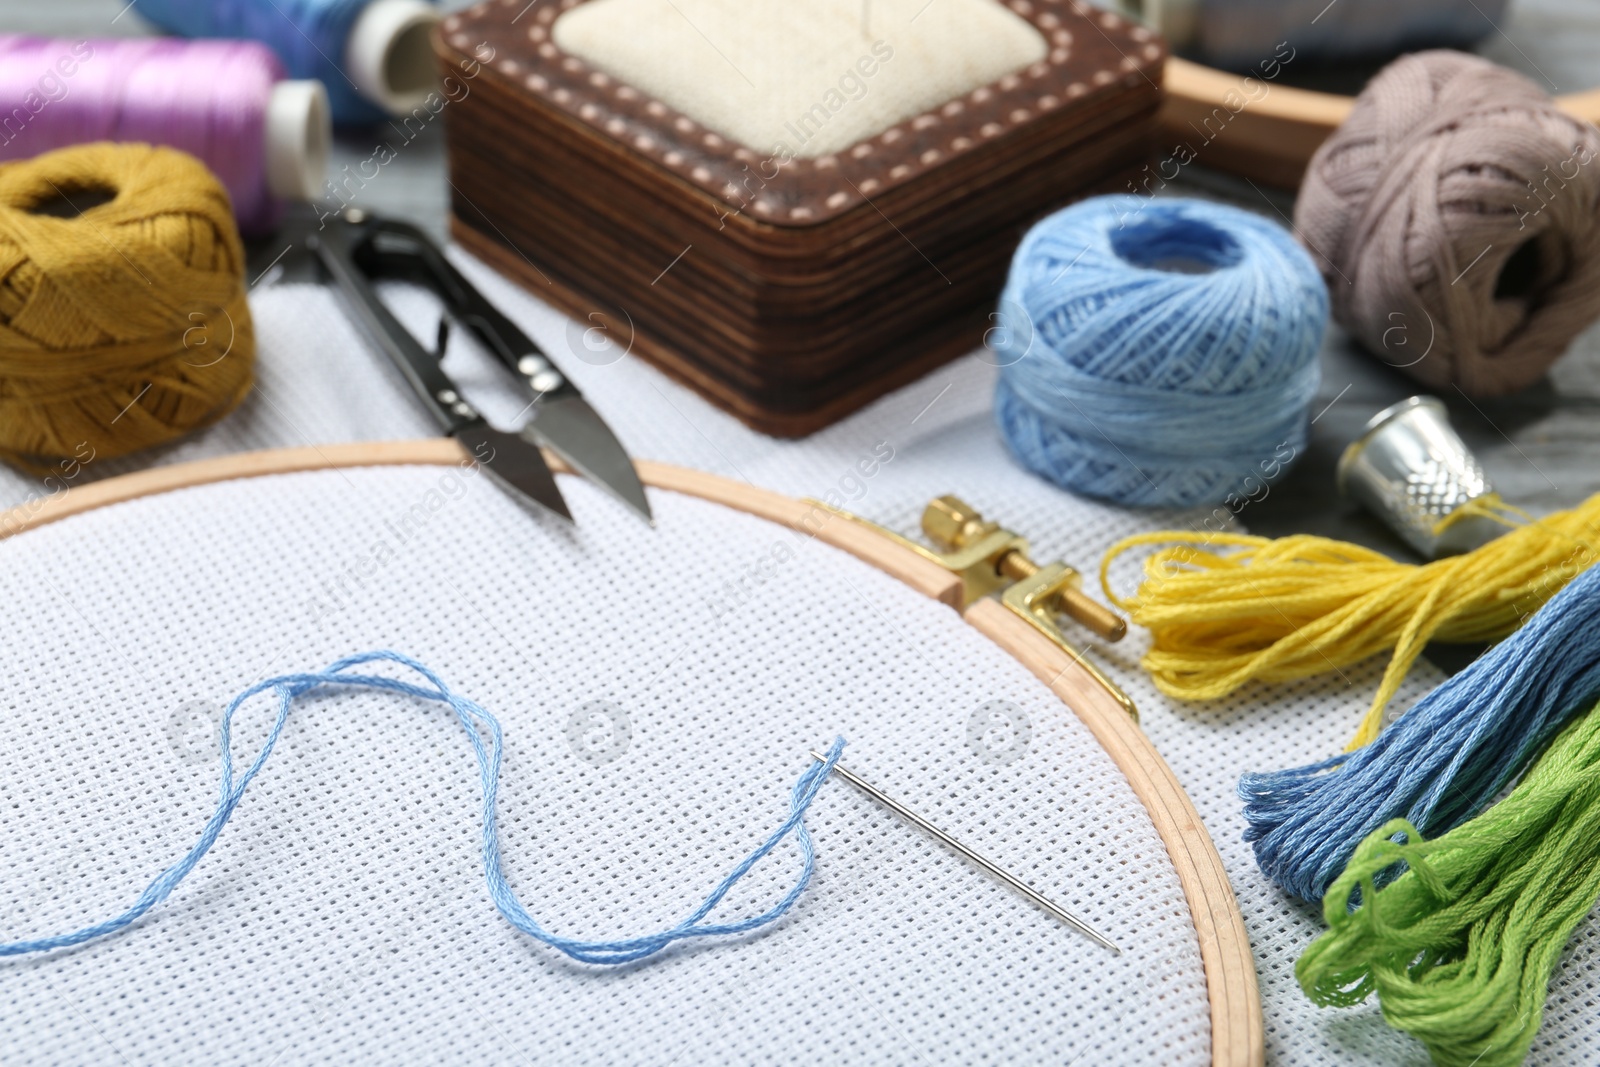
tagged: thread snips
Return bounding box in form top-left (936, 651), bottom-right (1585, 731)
top-left (300, 209), bottom-right (651, 525)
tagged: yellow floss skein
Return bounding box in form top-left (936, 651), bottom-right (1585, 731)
top-left (1099, 496), bottom-right (1600, 748)
top-left (0, 142), bottom-right (254, 471)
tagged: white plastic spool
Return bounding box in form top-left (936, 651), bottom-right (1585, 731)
top-left (345, 0), bottom-right (443, 116)
top-left (264, 79), bottom-right (331, 201)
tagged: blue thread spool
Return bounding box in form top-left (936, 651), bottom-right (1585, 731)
top-left (132, 0), bottom-right (440, 123)
top-left (993, 196), bottom-right (1326, 509)
top-left (1113, 0), bottom-right (1508, 70)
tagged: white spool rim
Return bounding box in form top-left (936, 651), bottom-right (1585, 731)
top-left (263, 80), bottom-right (331, 201)
top-left (345, 0), bottom-right (443, 116)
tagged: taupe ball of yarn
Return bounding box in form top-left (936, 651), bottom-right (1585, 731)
top-left (1295, 51), bottom-right (1600, 396)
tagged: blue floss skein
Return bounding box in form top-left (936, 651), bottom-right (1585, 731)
top-left (131, 0), bottom-right (406, 124)
top-left (1, 651), bottom-right (845, 964)
top-left (1241, 562), bottom-right (1600, 902)
top-left (994, 195), bottom-right (1327, 508)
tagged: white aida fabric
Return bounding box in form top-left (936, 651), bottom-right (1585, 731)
top-left (0, 468), bottom-right (1209, 1065)
top-left (551, 0), bottom-right (1046, 158)
top-left (1, 249), bottom-right (1598, 1065)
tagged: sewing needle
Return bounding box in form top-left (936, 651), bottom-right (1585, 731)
top-left (810, 751), bottom-right (1122, 954)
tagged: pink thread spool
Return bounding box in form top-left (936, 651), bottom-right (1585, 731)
top-left (0, 35), bottom-right (328, 233)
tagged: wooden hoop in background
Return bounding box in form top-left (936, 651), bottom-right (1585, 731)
top-left (1163, 56), bottom-right (1600, 188)
top-left (0, 441), bottom-right (1264, 1067)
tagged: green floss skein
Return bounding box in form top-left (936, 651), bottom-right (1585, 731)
top-left (1296, 702), bottom-right (1600, 1067)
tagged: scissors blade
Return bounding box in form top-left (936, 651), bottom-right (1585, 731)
top-left (524, 396), bottom-right (652, 524)
top-left (457, 422), bottom-right (573, 523)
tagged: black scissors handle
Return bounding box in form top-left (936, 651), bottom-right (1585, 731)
top-left (307, 220), bottom-right (476, 436)
top-left (305, 209), bottom-right (651, 525)
top-left (306, 213), bottom-right (573, 522)
top-left (341, 217), bottom-right (581, 405)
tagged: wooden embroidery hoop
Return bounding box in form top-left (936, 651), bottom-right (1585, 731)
top-left (1162, 56), bottom-right (1600, 187)
top-left (0, 440), bottom-right (1263, 1067)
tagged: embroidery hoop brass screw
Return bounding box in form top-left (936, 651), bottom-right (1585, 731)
top-left (922, 496), bottom-right (1127, 643)
top-left (809, 492), bottom-right (1138, 720)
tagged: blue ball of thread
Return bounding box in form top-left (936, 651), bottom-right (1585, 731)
top-left (993, 196), bottom-right (1328, 508)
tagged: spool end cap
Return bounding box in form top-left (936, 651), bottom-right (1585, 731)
top-left (346, 0), bottom-right (443, 116)
top-left (264, 80), bottom-right (331, 201)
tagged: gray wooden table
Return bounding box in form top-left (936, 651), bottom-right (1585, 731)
top-left (12, 0), bottom-right (1600, 553)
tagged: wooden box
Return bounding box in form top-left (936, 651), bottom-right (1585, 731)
top-left (436, 0), bottom-right (1165, 435)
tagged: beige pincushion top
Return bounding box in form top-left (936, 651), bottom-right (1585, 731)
top-left (552, 0), bottom-right (1047, 158)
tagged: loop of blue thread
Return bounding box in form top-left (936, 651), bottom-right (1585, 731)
top-left (1241, 562), bottom-right (1600, 902)
top-left (132, 0), bottom-right (404, 123)
top-left (994, 195), bottom-right (1327, 508)
top-left (0, 651), bottom-right (845, 963)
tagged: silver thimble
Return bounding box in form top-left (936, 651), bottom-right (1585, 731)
top-left (1337, 396), bottom-right (1503, 559)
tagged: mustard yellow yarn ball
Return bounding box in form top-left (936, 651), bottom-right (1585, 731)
top-left (0, 142), bottom-right (254, 470)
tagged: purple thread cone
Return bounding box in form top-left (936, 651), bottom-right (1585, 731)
top-left (0, 35), bottom-right (283, 233)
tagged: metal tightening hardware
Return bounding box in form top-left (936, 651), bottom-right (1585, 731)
top-left (921, 496), bottom-right (1128, 643)
top-left (812, 494), bottom-right (1138, 721)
